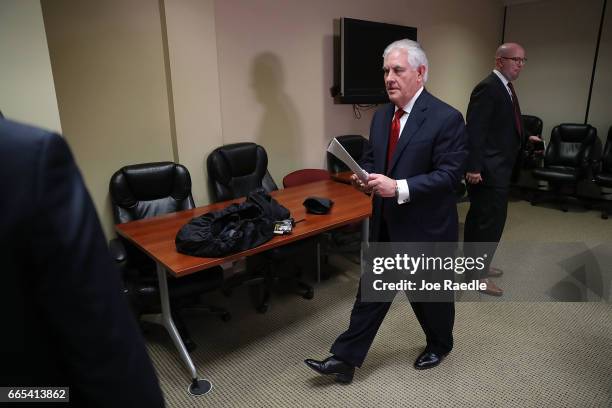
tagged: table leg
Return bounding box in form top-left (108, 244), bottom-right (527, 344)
top-left (361, 218), bottom-right (369, 247)
top-left (155, 263), bottom-right (213, 395)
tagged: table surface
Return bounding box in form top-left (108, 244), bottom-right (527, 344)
top-left (115, 180), bottom-right (372, 277)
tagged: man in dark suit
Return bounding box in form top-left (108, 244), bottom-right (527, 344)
top-left (463, 43), bottom-right (542, 296)
top-left (0, 119), bottom-right (165, 407)
top-left (304, 40), bottom-right (467, 383)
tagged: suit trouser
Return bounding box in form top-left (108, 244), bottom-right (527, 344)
top-left (330, 283), bottom-right (455, 367)
top-left (463, 184), bottom-right (509, 280)
top-left (329, 220), bottom-right (455, 368)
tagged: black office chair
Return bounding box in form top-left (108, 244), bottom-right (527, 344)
top-left (109, 161), bottom-right (230, 352)
top-left (531, 124), bottom-right (598, 211)
top-left (594, 127), bottom-right (612, 219)
top-left (326, 134), bottom-right (370, 174)
top-left (207, 143), bottom-right (314, 312)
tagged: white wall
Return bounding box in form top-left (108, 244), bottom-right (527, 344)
top-left (0, 0), bottom-right (61, 132)
top-left (505, 0), bottom-right (608, 140)
top-left (42, 0), bottom-right (175, 239)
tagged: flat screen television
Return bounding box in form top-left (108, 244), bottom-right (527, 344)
top-left (336, 18), bottom-right (417, 104)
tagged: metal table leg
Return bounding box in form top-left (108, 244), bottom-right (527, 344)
top-left (361, 218), bottom-right (370, 248)
top-left (154, 263), bottom-right (212, 395)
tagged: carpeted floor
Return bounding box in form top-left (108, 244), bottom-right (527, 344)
top-left (144, 199), bottom-right (612, 407)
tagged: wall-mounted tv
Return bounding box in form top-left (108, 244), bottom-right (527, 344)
top-left (335, 18), bottom-right (417, 104)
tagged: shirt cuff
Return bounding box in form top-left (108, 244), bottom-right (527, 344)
top-left (396, 179), bottom-right (410, 204)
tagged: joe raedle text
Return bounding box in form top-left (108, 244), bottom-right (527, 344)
top-left (372, 279), bottom-right (486, 291)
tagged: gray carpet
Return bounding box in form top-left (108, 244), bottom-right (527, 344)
top-left (145, 200), bottom-right (612, 407)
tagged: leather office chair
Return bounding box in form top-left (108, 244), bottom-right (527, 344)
top-left (109, 162), bottom-right (230, 352)
top-left (531, 124), bottom-right (598, 212)
top-left (207, 143), bottom-right (314, 312)
top-left (594, 127), bottom-right (612, 219)
top-left (207, 142), bottom-right (278, 201)
top-left (326, 134), bottom-right (370, 174)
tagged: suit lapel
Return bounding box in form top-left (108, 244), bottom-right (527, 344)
top-left (491, 73), bottom-right (521, 138)
top-left (387, 90), bottom-right (429, 174)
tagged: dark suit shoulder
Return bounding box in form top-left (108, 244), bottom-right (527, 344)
top-left (420, 90), bottom-right (465, 123)
top-left (471, 73), bottom-right (506, 96)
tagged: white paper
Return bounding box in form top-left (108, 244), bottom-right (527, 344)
top-left (327, 138), bottom-right (369, 183)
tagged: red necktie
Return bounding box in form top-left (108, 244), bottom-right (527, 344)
top-left (387, 109), bottom-right (405, 169)
top-left (507, 82), bottom-right (523, 136)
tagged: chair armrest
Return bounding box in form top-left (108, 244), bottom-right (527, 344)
top-left (109, 238), bottom-right (127, 264)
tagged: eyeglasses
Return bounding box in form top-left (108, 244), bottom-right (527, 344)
top-left (500, 56), bottom-right (527, 65)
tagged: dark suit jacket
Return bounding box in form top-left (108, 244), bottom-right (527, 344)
top-left (361, 90), bottom-right (468, 242)
top-left (0, 120), bottom-right (164, 407)
top-left (465, 72), bottom-right (523, 187)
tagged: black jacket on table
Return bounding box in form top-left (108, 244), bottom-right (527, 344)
top-left (0, 119), bottom-right (164, 407)
top-left (465, 72), bottom-right (523, 188)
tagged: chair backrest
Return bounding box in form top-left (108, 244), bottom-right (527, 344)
top-left (522, 114), bottom-right (543, 136)
top-left (283, 169), bottom-right (331, 188)
top-left (544, 124), bottom-right (597, 168)
top-left (207, 142), bottom-right (278, 202)
top-left (326, 135), bottom-right (369, 173)
top-left (109, 162), bottom-right (195, 224)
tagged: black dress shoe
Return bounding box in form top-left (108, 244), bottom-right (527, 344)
top-left (414, 351), bottom-right (447, 370)
top-left (304, 356), bottom-right (355, 384)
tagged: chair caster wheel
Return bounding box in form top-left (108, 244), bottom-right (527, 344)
top-left (256, 304), bottom-right (269, 314)
top-left (221, 312), bottom-right (232, 322)
top-left (303, 289), bottom-right (314, 300)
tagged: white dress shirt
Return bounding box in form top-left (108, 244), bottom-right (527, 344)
top-left (493, 69), bottom-right (513, 100)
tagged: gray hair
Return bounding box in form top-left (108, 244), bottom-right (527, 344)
top-left (383, 39), bottom-right (429, 82)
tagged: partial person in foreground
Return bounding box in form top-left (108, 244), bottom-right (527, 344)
top-left (463, 42), bottom-right (543, 297)
top-left (304, 39), bottom-right (467, 383)
top-left (0, 118), bottom-right (165, 407)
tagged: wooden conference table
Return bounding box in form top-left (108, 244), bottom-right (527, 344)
top-left (115, 179), bottom-right (371, 394)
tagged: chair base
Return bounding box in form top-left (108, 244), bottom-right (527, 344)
top-left (529, 184), bottom-right (585, 212)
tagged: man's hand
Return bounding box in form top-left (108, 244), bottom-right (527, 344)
top-left (465, 172), bottom-right (482, 184)
top-left (528, 135), bottom-right (544, 154)
top-left (350, 174), bottom-right (373, 194)
top-left (528, 135), bottom-right (543, 143)
top-left (367, 174), bottom-right (397, 197)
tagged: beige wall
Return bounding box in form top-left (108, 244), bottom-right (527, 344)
top-left (0, 0), bottom-right (61, 132)
top-left (214, 0), bottom-right (503, 183)
top-left (162, 0), bottom-right (223, 207)
top-left (37, 0), bottom-right (503, 238)
top-left (41, 0), bottom-right (175, 239)
top-left (588, 2), bottom-right (612, 140)
top-left (505, 0), bottom-right (605, 140)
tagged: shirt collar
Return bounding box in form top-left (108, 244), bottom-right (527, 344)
top-left (493, 69), bottom-right (510, 87)
top-left (395, 86), bottom-right (424, 115)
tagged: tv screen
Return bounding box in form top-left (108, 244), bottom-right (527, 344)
top-left (339, 18), bottom-right (417, 104)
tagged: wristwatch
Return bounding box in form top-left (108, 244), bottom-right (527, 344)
top-left (394, 181), bottom-right (399, 198)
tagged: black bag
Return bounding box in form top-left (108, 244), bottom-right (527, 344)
top-left (175, 189), bottom-right (290, 257)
